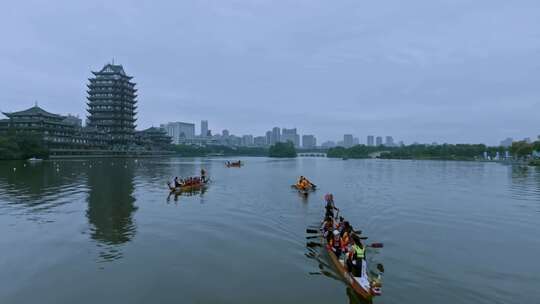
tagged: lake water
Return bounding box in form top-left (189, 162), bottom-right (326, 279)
top-left (1, 157), bottom-right (539, 304)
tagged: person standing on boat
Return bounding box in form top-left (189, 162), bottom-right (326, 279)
top-left (201, 169), bottom-right (207, 182)
top-left (174, 177), bottom-right (180, 188)
top-left (346, 235), bottom-right (365, 277)
top-left (324, 195), bottom-right (339, 218)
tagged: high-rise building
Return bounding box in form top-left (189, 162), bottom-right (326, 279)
top-left (500, 137), bottom-right (513, 147)
top-left (201, 120), bottom-right (208, 137)
top-left (302, 135), bottom-right (316, 149)
top-left (222, 129), bottom-right (229, 138)
top-left (321, 141), bottom-right (336, 148)
top-left (242, 134), bottom-right (254, 146)
top-left (254, 136), bottom-right (266, 146)
top-left (353, 137), bottom-right (359, 146)
top-left (87, 63), bottom-right (137, 145)
top-left (367, 135), bottom-right (374, 146)
top-left (343, 134), bottom-right (353, 148)
top-left (271, 127), bottom-right (281, 144)
top-left (265, 131), bottom-right (272, 145)
top-left (161, 122), bottom-right (195, 144)
top-left (385, 136), bottom-right (394, 147)
top-left (282, 128), bottom-right (300, 147)
top-left (376, 136), bottom-right (383, 146)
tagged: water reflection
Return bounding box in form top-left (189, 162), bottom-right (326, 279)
top-left (0, 160), bottom-right (85, 217)
top-left (86, 160), bottom-right (137, 262)
top-left (509, 164), bottom-right (540, 208)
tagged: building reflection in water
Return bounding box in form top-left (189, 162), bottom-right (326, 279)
top-left (86, 160), bottom-right (137, 262)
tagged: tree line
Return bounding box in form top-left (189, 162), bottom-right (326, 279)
top-left (0, 132), bottom-right (49, 160)
top-left (327, 141), bottom-right (540, 160)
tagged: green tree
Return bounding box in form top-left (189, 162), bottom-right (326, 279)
top-left (268, 141), bottom-right (297, 158)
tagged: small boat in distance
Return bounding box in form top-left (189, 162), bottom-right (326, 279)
top-left (27, 157), bottom-right (43, 162)
top-left (167, 179), bottom-right (209, 194)
top-left (226, 160), bottom-right (242, 168)
top-left (292, 176), bottom-right (317, 196)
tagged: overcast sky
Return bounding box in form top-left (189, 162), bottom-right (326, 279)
top-left (1, 0), bottom-right (539, 145)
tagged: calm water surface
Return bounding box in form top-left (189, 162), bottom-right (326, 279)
top-left (1, 157), bottom-right (539, 304)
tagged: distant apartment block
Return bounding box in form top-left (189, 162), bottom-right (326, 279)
top-left (321, 141), bottom-right (336, 148)
top-left (367, 135), bottom-right (374, 146)
top-left (201, 120), bottom-right (208, 137)
top-left (302, 135), bottom-right (317, 149)
top-left (343, 134), bottom-right (353, 147)
top-left (241, 134), bottom-right (254, 146)
top-left (282, 128), bottom-right (300, 147)
top-left (271, 127), bottom-right (281, 144)
top-left (376, 136), bottom-right (383, 146)
top-left (254, 136), bottom-right (266, 146)
top-left (385, 136), bottom-right (394, 146)
top-left (161, 122), bottom-right (195, 144)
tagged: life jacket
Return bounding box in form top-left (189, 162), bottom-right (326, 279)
top-left (352, 244), bottom-right (365, 259)
top-left (341, 232), bottom-right (350, 248)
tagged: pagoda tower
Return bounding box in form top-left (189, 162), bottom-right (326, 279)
top-left (87, 63), bottom-right (137, 146)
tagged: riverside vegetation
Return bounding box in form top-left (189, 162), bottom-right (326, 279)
top-left (268, 142), bottom-right (297, 158)
top-left (327, 141), bottom-right (540, 161)
top-left (0, 132), bottom-right (49, 160)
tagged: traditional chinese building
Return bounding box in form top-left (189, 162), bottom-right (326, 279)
top-left (87, 63), bottom-right (137, 147)
top-left (0, 105), bottom-right (109, 150)
top-left (1, 105), bottom-right (77, 147)
top-left (135, 127), bottom-right (172, 150)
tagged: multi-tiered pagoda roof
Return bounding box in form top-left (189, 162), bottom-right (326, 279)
top-left (87, 63), bottom-right (137, 146)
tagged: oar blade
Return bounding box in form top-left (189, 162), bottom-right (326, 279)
top-left (370, 243), bottom-right (384, 248)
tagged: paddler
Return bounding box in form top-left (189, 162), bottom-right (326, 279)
top-left (327, 229), bottom-right (342, 258)
top-left (346, 234), bottom-right (365, 277)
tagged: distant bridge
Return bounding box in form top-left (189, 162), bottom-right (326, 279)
top-left (298, 152), bottom-right (327, 157)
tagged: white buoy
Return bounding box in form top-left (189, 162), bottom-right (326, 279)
top-left (13, 168), bottom-right (16, 171)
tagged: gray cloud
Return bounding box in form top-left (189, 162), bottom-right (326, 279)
top-left (1, 0), bottom-right (539, 145)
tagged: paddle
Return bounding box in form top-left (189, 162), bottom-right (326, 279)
top-left (368, 243), bottom-right (384, 248)
top-left (377, 263), bottom-right (385, 273)
top-left (306, 241), bottom-right (322, 248)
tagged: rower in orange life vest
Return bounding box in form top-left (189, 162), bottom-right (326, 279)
top-left (327, 229), bottom-right (343, 258)
top-left (346, 234), bottom-right (365, 277)
top-left (296, 176), bottom-right (309, 190)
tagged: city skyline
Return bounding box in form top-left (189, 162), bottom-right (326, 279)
top-left (1, 1), bottom-right (539, 145)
